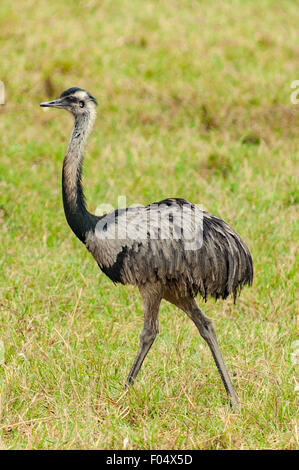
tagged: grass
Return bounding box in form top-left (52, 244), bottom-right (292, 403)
top-left (0, 0), bottom-right (298, 450)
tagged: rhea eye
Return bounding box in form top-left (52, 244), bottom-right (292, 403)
top-left (79, 101), bottom-right (85, 108)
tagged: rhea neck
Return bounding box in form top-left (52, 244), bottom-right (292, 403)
top-left (62, 108), bottom-right (98, 243)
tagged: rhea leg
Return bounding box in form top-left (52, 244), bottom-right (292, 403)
top-left (126, 285), bottom-right (162, 385)
top-left (170, 295), bottom-right (239, 406)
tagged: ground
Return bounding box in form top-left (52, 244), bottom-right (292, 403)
top-left (0, 0), bottom-right (298, 449)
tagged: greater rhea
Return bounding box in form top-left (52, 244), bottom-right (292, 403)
top-left (40, 87), bottom-right (253, 407)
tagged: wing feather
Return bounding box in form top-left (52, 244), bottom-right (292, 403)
top-left (85, 198), bottom-right (253, 300)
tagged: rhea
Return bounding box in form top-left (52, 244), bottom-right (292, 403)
top-left (40, 87), bottom-right (253, 406)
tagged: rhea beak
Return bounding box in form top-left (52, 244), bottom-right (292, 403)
top-left (40, 98), bottom-right (67, 109)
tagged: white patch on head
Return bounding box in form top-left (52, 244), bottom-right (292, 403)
top-left (72, 90), bottom-right (97, 120)
top-left (73, 90), bottom-right (89, 101)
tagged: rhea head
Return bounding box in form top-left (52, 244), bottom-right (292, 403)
top-left (40, 87), bottom-right (98, 117)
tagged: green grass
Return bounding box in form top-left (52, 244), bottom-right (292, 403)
top-left (0, 0), bottom-right (298, 449)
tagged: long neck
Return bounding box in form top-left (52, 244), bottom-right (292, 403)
top-left (62, 110), bottom-right (98, 243)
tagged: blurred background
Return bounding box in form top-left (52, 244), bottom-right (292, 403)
top-left (0, 0), bottom-right (298, 450)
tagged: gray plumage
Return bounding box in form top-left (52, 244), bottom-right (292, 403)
top-left (86, 199), bottom-right (252, 302)
top-left (40, 88), bottom-right (253, 407)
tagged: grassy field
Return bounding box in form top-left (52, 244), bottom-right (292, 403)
top-left (0, 0), bottom-right (298, 450)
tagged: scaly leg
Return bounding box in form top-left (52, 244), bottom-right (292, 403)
top-left (167, 295), bottom-right (239, 407)
top-left (126, 285), bottom-right (162, 385)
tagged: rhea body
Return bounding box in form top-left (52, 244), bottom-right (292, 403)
top-left (40, 88), bottom-right (253, 406)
